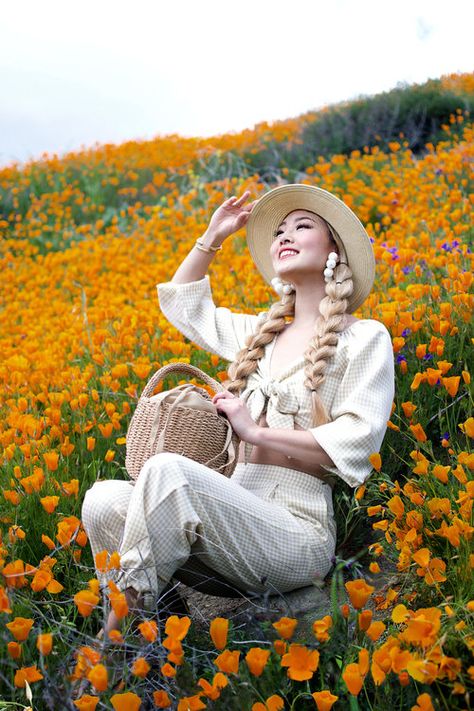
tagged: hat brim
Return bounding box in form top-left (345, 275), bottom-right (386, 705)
top-left (246, 184), bottom-right (375, 313)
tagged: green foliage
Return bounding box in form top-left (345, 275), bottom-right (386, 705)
top-left (241, 79), bottom-right (473, 177)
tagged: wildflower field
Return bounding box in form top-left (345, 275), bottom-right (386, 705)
top-left (0, 73), bottom-right (472, 710)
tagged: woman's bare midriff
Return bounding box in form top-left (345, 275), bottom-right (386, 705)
top-left (237, 412), bottom-right (330, 481)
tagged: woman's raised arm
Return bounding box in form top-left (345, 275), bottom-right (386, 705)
top-left (171, 191), bottom-right (257, 284)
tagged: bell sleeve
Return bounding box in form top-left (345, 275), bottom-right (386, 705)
top-left (157, 274), bottom-right (261, 363)
top-left (309, 321), bottom-right (395, 488)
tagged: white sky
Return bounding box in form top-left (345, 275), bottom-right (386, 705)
top-left (1, 0), bottom-right (473, 168)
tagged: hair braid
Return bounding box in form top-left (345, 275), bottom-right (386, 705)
top-left (303, 260), bottom-right (354, 427)
top-left (225, 291), bottom-right (296, 395)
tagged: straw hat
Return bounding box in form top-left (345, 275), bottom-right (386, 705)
top-left (246, 183), bottom-right (375, 313)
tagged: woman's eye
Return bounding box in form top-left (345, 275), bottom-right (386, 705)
top-left (273, 223), bottom-right (311, 240)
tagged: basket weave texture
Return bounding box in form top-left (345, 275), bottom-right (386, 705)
top-left (125, 362), bottom-right (240, 480)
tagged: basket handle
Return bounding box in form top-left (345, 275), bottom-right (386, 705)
top-left (142, 362), bottom-right (225, 398)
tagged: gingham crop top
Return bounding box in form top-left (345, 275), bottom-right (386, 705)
top-left (157, 275), bottom-right (395, 488)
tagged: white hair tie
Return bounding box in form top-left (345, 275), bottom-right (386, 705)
top-left (271, 277), bottom-right (295, 296)
top-left (324, 252), bottom-right (339, 283)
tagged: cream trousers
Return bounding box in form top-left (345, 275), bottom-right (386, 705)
top-left (81, 452), bottom-right (336, 598)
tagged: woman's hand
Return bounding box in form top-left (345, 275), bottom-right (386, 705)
top-left (204, 191), bottom-right (258, 244)
top-left (212, 390), bottom-right (260, 443)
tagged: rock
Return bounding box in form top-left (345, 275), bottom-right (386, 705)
top-left (177, 556), bottom-right (400, 641)
top-left (180, 581), bottom-right (332, 640)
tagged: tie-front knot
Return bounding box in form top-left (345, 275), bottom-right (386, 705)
top-left (242, 379), bottom-right (299, 420)
top-left (241, 377), bottom-right (299, 465)
top-left (260, 379), bottom-right (277, 398)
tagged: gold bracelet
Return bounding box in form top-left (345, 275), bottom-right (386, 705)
top-left (195, 238), bottom-right (222, 254)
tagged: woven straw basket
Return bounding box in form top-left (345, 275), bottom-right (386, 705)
top-left (125, 362), bottom-right (240, 480)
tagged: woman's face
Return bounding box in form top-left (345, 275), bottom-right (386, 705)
top-left (269, 209), bottom-right (336, 280)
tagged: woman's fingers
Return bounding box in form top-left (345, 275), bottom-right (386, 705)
top-left (227, 190), bottom-right (250, 208)
top-left (233, 190), bottom-right (251, 206)
top-left (241, 199), bottom-right (259, 214)
top-left (212, 391), bottom-right (235, 403)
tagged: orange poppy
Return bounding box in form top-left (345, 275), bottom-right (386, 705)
top-left (6, 617), bottom-right (34, 642)
top-left (7, 641), bottom-right (22, 659)
top-left (366, 621), bottom-right (386, 642)
top-left (110, 692), bottom-right (142, 711)
top-left (342, 662), bottom-right (364, 695)
top-left (2, 559), bottom-right (27, 588)
top-left (358, 610), bottom-right (373, 632)
top-left (273, 639), bottom-right (287, 655)
top-left (214, 649), bottom-right (240, 674)
top-left (40, 495), bottom-right (59, 513)
top-left (87, 664), bottom-right (108, 692)
top-left (411, 693), bottom-right (435, 711)
top-left (312, 615), bottom-right (332, 642)
top-left (410, 423), bottom-right (427, 442)
top-left (74, 590), bottom-right (100, 617)
top-left (87, 437), bottom-right (96, 451)
top-left (387, 495), bottom-right (404, 519)
top-left (401, 401), bottom-right (417, 418)
top-left (245, 647), bottom-right (271, 676)
top-left (30, 569), bottom-right (53, 593)
top-left (43, 451), bottom-right (59, 471)
top-left (281, 644), bottom-right (320, 681)
top-left (401, 608), bottom-right (441, 648)
top-left (42, 534), bottom-right (56, 551)
top-left (0, 586), bottom-right (11, 613)
top-left (177, 694), bottom-right (207, 710)
top-left (251, 695), bottom-right (284, 711)
top-left (153, 690), bottom-right (172, 708)
top-left (345, 579), bottom-right (375, 609)
top-left (197, 672), bottom-right (228, 700)
top-left (406, 658), bottom-right (438, 684)
top-left (368, 453), bottom-right (382, 471)
top-left (210, 617), bottom-right (228, 650)
top-left (160, 663), bottom-right (176, 678)
top-left (164, 615), bottom-right (191, 641)
top-left (132, 656), bottom-right (150, 678)
top-left (73, 696), bottom-right (100, 711)
top-left (442, 375), bottom-right (460, 397)
top-left (36, 633), bottom-right (53, 655)
top-left (272, 616), bottom-right (298, 640)
top-left (312, 690), bottom-right (339, 711)
top-left (14, 665), bottom-right (44, 688)
top-left (108, 589), bottom-right (129, 619)
top-left (94, 550), bottom-right (108, 573)
top-left (138, 619), bottom-right (158, 643)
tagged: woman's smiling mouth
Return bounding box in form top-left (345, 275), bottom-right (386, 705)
top-left (279, 249), bottom-right (299, 259)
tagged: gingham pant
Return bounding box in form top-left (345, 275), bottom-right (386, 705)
top-left (81, 452), bottom-right (337, 597)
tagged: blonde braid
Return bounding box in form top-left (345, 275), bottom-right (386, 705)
top-left (224, 290), bottom-right (296, 394)
top-left (303, 260), bottom-right (354, 427)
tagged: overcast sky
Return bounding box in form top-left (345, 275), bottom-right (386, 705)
top-left (1, 0), bottom-right (472, 169)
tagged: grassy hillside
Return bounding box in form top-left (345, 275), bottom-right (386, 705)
top-left (0, 71), bottom-right (472, 710)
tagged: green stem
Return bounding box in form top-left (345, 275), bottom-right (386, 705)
top-left (290, 692), bottom-right (311, 711)
top-left (349, 695), bottom-right (361, 711)
top-left (363, 681), bottom-right (374, 711)
top-left (433, 681), bottom-right (451, 711)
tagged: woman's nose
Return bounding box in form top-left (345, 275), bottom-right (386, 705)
top-left (279, 232), bottom-right (295, 246)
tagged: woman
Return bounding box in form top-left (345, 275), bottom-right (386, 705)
top-left (82, 184), bottom-right (395, 636)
